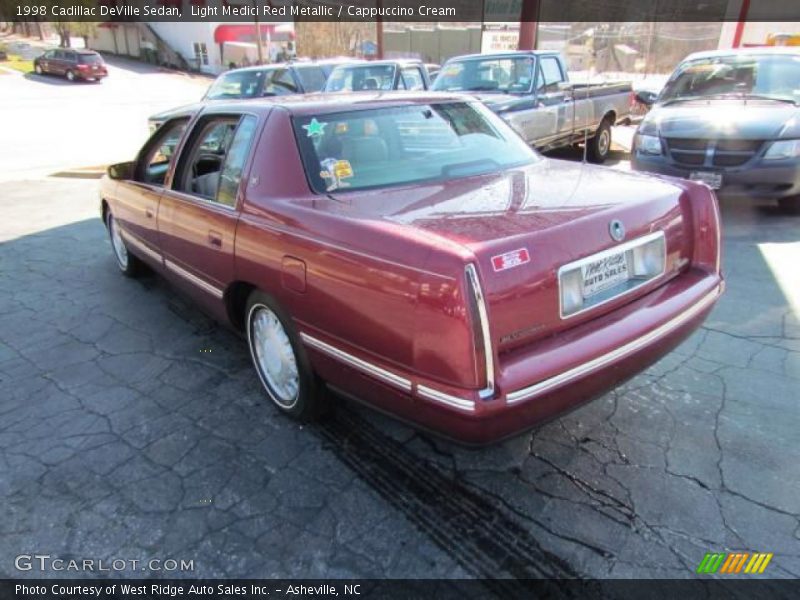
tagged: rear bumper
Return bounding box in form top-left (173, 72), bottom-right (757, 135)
top-left (77, 70), bottom-right (107, 80)
top-left (632, 154), bottom-right (800, 200)
top-left (306, 269), bottom-right (722, 445)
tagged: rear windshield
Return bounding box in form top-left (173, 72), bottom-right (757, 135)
top-left (294, 66), bottom-right (327, 92)
top-left (293, 102), bottom-right (537, 193)
top-left (78, 53), bottom-right (102, 65)
top-left (324, 65), bottom-right (396, 92)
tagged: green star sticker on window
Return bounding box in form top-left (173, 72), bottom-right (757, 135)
top-left (302, 118), bottom-right (327, 137)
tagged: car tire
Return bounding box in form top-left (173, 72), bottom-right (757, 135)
top-left (587, 118), bottom-right (612, 164)
top-left (34, 64), bottom-right (43, 75)
top-left (106, 211), bottom-right (143, 277)
top-left (66, 70), bottom-right (76, 82)
top-left (246, 291), bottom-right (326, 421)
top-left (777, 196), bottom-right (800, 214)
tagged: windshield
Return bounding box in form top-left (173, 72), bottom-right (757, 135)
top-left (659, 54), bottom-right (800, 104)
top-left (293, 102), bottom-right (538, 193)
top-left (324, 65), bottom-right (397, 92)
top-left (432, 57), bottom-right (535, 93)
top-left (205, 70), bottom-right (269, 100)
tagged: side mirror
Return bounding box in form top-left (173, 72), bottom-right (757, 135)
top-left (635, 90), bottom-right (658, 106)
top-left (107, 161), bottom-right (134, 181)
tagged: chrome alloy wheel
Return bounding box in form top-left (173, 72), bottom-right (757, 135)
top-left (108, 214), bottom-right (129, 270)
top-left (248, 304), bottom-right (300, 408)
top-left (597, 128), bottom-right (611, 157)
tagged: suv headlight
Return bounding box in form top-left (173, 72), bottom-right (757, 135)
top-left (635, 133), bottom-right (663, 156)
top-left (764, 140), bottom-right (800, 160)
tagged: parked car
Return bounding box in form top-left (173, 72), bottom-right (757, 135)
top-left (100, 93), bottom-right (723, 445)
top-left (148, 61), bottom-right (332, 132)
top-left (323, 59), bottom-right (430, 92)
top-left (433, 51), bottom-right (632, 163)
top-left (33, 49), bottom-right (108, 82)
top-left (632, 47), bottom-right (800, 213)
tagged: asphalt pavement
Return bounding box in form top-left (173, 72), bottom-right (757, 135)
top-left (0, 50), bottom-right (798, 581)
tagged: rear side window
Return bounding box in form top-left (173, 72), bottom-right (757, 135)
top-left (217, 116), bottom-right (258, 207)
top-left (537, 57), bottom-right (565, 92)
top-left (78, 54), bottom-right (102, 64)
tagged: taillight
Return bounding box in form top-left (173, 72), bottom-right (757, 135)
top-left (689, 186), bottom-right (722, 275)
top-left (465, 264), bottom-right (495, 399)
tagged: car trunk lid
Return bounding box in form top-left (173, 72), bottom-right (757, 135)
top-left (329, 159), bottom-right (693, 351)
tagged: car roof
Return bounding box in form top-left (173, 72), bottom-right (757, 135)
top-left (199, 91), bottom-right (471, 117)
top-left (220, 60), bottom-right (355, 75)
top-left (331, 59), bottom-right (423, 68)
top-left (683, 46), bottom-right (800, 61)
top-left (444, 50), bottom-right (558, 62)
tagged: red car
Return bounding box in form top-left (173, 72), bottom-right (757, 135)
top-left (34, 49), bottom-right (108, 82)
top-left (99, 93), bottom-right (723, 445)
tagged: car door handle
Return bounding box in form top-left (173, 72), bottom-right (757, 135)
top-left (145, 207), bottom-right (154, 219)
top-left (208, 231), bottom-right (223, 248)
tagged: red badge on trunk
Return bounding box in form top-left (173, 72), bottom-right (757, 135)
top-left (491, 248), bottom-right (530, 272)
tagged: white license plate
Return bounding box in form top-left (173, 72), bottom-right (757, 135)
top-left (690, 171), bottom-right (722, 189)
top-left (581, 251), bottom-right (629, 298)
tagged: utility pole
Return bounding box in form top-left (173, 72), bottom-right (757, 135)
top-left (253, 0), bottom-right (265, 64)
top-left (376, 0), bottom-right (383, 59)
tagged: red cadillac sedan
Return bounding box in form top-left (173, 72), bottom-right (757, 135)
top-left (99, 93), bottom-right (723, 445)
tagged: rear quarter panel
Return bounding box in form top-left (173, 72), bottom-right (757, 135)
top-left (234, 110), bottom-right (482, 389)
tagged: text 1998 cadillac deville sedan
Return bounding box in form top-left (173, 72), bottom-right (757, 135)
top-left (100, 92), bottom-right (723, 445)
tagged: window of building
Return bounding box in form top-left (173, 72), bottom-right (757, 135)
top-left (193, 42), bottom-right (209, 66)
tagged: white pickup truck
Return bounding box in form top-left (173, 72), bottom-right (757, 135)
top-left (433, 51), bottom-right (633, 163)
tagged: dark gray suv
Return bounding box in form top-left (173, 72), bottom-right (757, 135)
top-left (632, 47), bottom-right (800, 212)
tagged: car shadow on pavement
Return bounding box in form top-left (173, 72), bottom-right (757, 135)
top-left (23, 72), bottom-right (92, 86)
top-left (1, 209), bottom-right (798, 579)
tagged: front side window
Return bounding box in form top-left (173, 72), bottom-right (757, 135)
top-left (175, 115), bottom-right (258, 206)
top-left (432, 57), bottom-right (535, 93)
top-left (293, 102), bottom-right (538, 193)
top-left (401, 67), bottom-right (425, 91)
top-left (293, 66), bottom-right (327, 92)
top-left (136, 118), bottom-right (189, 186)
top-left (264, 68), bottom-right (297, 95)
top-left (324, 65), bottom-right (397, 92)
top-left (205, 70), bottom-right (266, 99)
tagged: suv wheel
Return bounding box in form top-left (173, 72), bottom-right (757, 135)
top-left (66, 70), bottom-right (76, 82)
